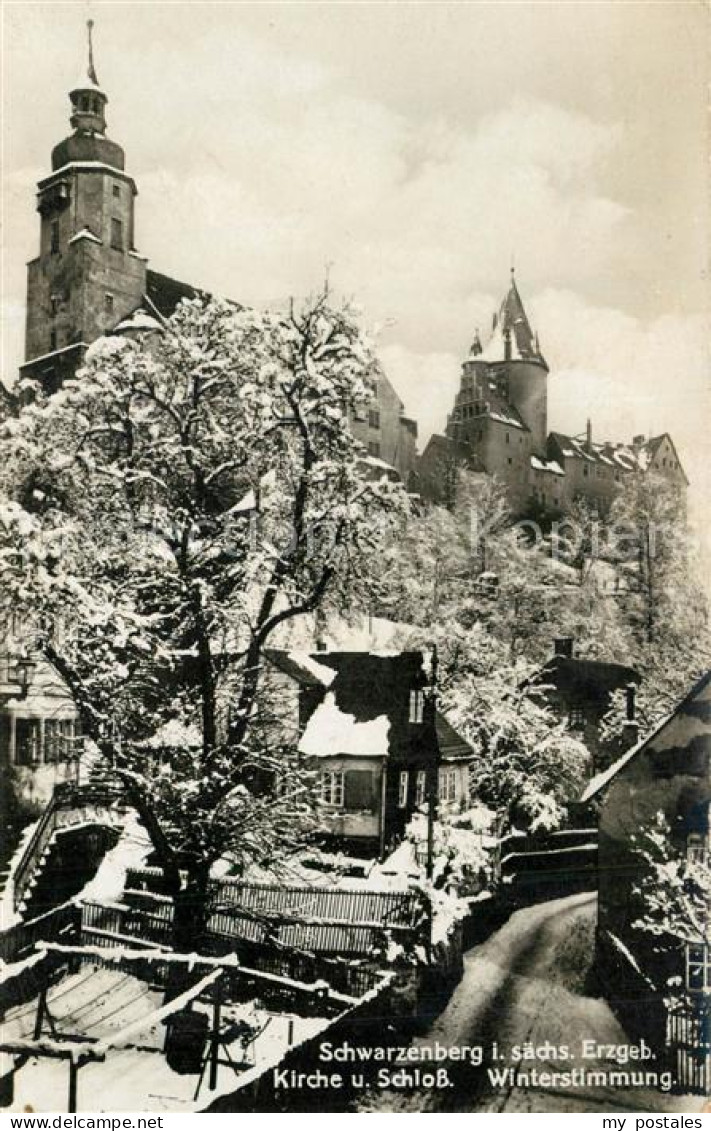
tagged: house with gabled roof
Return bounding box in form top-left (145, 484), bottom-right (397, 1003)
top-left (265, 648), bottom-right (474, 856)
top-left (581, 671), bottom-right (711, 1088)
top-left (528, 636), bottom-right (641, 773)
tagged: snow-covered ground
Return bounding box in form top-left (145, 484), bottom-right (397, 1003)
top-left (359, 892), bottom-right (705, 1114)
top-left (5, 965), bottom-right (330, 1112)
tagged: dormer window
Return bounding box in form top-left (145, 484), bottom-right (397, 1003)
top-left (409, 690), bottom-right (424, 724)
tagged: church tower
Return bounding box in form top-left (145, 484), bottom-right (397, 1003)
top-left (21, 22), bottom-right (146, 393)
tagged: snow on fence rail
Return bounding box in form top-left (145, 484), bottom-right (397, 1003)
top-left (126, 867), bottom-right (423, 929)
top-left (0, 900), bottom-right (79, 965)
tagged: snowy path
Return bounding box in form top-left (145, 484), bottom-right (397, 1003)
top-left (361, 892), bottom-right (704, 1114)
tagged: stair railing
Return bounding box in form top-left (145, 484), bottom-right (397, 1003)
top-left (12, 781), bottom-right (125, 913)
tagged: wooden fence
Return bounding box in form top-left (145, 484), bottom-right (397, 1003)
top-left (0, 901), bottom-right (80, 965)
top-left (121, 871), bottom-right (424, 957)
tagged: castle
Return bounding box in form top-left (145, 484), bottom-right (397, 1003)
top-left (11, 26), bottom-right (687, 516)
top-left (419, 273), bottom-right (688, 513)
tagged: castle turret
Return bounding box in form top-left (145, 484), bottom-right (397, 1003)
top-left (21, 21), bottom-right (146, 394)
top-left (476, 270), bottom-right (549, 453)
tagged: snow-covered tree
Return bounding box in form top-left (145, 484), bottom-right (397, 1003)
top-left (0, 294), bottom-right (407, 947)
top-left (632, 814), bottom-right (710, 1007)
top-left (608, 471), bottom-right (703, 648)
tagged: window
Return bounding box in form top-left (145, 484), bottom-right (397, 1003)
top-left (110, 218), bottom-right (124, 250)
top-left (367, 441), bottom-right (381, 459)
top-left (45, 719), bottom-right (76, 764)
top-left (79, 94), bottom-right (89, 112)
top-left (569, 705), bottom-right (586, 729)
top-left (105, 293), bottom-right (115, 313)
top-left (505, 432), bottom-right (510, 444)
top-left (50, 220), bottom-right (60, 254)
top-left (50, 329), bottom-right (57, 351)
top-left (113, 184), bottom-right (121, 199)
top-left (368, 409), bottom-right (380, 430)
top-left (409, 689), bottom-right (424, 724)
top-left (344, 770), bottom-right (374, 811)
top-left (398, 770), bottom-right (409, 808)
top-left (439, 768), bottom-right (457, 804)
top-left (686, 943), bottom-right (711, 992)
top-left (415, 770), bottom-right (427, 807)
top-left (15, 719), bottom-right (41, 766)
top-left (320, 770), bottom-right (344, 807)
top-left (50, 295), bottom-right (60, 316)
top-left (583, 465), bottom-right (589, 478)
top-left (507, 457), bottom-right (512, 465)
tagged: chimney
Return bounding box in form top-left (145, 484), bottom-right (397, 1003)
top-left (632, 434), bottom-right (645, 448)
top-left (553, 636), bottom-right (574, 658)
top-left (586, 418), bottom-right (592, 452)
top-left (625, 683), bottom-right (636, 721)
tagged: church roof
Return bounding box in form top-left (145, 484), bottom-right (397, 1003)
top-left (145, 270), bottom-right (201, 317)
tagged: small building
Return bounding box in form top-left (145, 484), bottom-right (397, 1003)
top-left (582, 671), bottom-right (711, 1089)
top-left (266, 649), bottom-right (473, 855)
top-left (528, 637), bottom-right (640, 772)
top-left (0, 637), bottom-right (81, 873)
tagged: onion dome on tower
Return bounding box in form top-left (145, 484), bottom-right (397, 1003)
top-left (51, 20), bottom-right (126, 172)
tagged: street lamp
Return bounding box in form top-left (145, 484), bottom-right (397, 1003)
top-left (0, 654), bottom-right (37, 704)
top-left (14, 657), bottom-right (38, 696)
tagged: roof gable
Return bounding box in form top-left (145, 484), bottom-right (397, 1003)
top-left (581, 670), bottom-right (711, 801)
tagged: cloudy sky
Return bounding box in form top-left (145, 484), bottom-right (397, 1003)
top-left (2, 2), bottom-right (709, 519)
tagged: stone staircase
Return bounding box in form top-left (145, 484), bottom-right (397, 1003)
top-left (12, 774), bottom-right (126, 917)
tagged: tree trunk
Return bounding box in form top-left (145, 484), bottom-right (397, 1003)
top-left (164, 860), bottom-right (212, 1003)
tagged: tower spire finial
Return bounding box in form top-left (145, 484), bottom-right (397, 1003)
top-left (87, 18), bottom-right (99, 86)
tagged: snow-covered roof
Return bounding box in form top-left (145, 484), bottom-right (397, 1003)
top-left (299, 692), bottom-right (391, 758)
top-left (68, 227), bottom-right (102, 246)
top-left (269, 647), bottom-right (473, 763)
top-left (38, 162), bottom-right (126, 185)
top-left (530, 455), bottom-right (565, 477)
top-left (20, 340), bottom-right (88, 370)
top-left (581, 671), bottom-right (711, 802)
top-left (113, 310), bottom-right (165, 335)
top-left (476, 277), bottom-right (546, 367)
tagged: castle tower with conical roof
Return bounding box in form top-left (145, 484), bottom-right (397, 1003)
top-left (21, 21), bottom-right (146, 393)
top-left (442, 271), bottom-right (549, 509)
